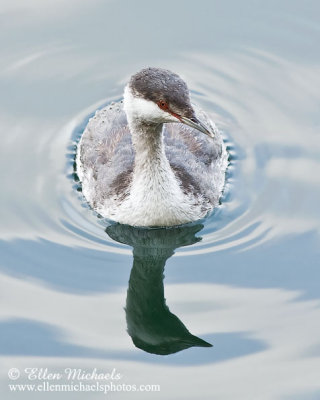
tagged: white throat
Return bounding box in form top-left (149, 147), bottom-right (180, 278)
top-left (121, 86), bottom-right (192, 226)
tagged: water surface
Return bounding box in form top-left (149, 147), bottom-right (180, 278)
top-left (1, 1), bottom-right (320, 399)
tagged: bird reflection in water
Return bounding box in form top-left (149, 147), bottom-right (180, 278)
top-left (106, 223), bottom-right (212, 355)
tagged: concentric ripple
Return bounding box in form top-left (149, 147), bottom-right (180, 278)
top-left (58, 49), bottom-right (320, 256)
top-left (1, 48), bottom-right (319, 258)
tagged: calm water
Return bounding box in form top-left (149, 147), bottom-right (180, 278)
top-left (1, 1), bottom-right (320, 399)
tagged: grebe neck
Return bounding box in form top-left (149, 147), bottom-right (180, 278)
top-left (129, 119), bottom-right (167, 172)
top-left (126, 116), bottom-right (187, 225)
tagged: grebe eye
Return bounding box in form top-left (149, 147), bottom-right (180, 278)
top-left (158, 100), bottom-right (167, 109)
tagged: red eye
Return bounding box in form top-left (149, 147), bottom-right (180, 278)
top-left (157, 100), bottom-right (168, 110)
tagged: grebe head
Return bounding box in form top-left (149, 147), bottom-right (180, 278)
top-left (124, 67), bottom-right (214, 137)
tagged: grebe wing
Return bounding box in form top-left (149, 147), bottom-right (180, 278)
top-left (77, 102), bottom-right (134, 205)
top-left (164, 107), bottom-right (227, 205)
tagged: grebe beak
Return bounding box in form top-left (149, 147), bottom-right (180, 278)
top-left (180, 115), bottom-right (215, 138)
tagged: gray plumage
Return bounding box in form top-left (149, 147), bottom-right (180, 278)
top-left (78, 102), bottom-right (224, 205)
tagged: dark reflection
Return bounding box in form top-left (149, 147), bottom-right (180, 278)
top-left (106, 223), bottom-right (212, 355)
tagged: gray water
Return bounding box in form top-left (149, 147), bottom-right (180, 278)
top-left (1, 1), bottom-right (320, 399)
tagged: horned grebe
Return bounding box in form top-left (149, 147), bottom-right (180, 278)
top-left (77, 67), bottom-right (227, 227)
